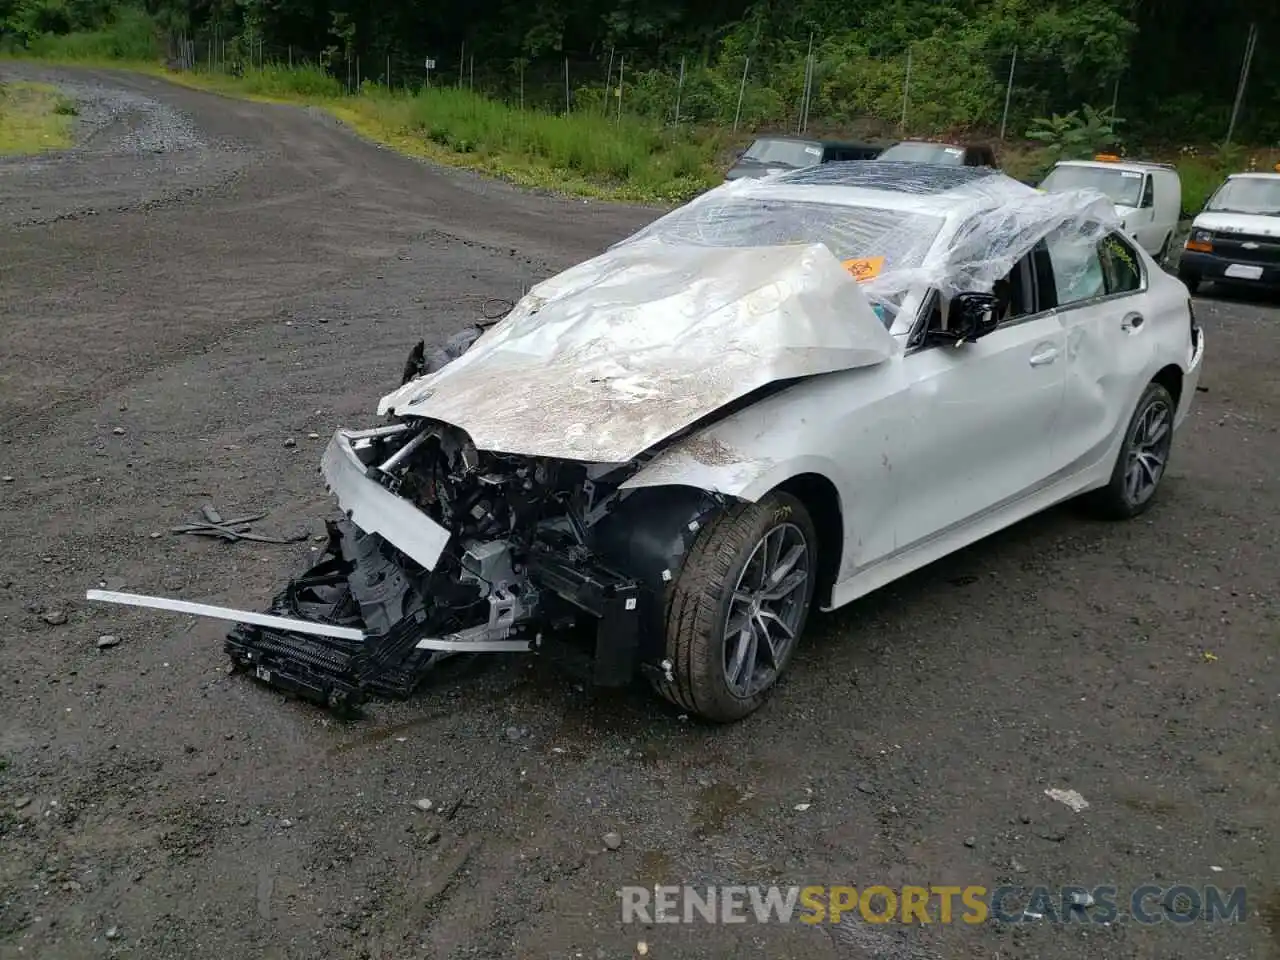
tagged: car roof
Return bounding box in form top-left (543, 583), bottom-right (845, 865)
top-left (748, 135), bottom-right (877, 148)
top-left (1225, 171), bottom-right (1280, 181)
top-left (1055, 159), bottom-right (1176, 173)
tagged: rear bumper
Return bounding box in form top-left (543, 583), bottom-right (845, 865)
top-left (1178, 250), bottom-right (1280, 289)
top-left (1176, 325), bottom-right (1205, 430)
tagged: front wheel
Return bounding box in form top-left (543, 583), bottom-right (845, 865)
top-left (1084, 381), bottom-right (1176, 520)
top-left (655, 492), bottom-right (818, 722)
top-left (1178, 268), bottom-right (1201, 295)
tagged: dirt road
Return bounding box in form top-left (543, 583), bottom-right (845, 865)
top-left (1, 65), bottom-right (1277, 960)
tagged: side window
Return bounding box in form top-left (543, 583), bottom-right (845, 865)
top-left (1098, 232), bottom-right (1143, 294)
top-left (1141, 176), bottom-right (1155, 208)
top-left (1045, 231), bottom-right (1106, 306)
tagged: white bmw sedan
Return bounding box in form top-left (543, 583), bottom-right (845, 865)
top-left (92, 162), bottom-right (1206, 723)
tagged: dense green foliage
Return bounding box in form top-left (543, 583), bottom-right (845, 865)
top-left (2, 0), bottom-right (1277, 143)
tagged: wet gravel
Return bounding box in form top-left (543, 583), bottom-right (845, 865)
top-left (0, 64), bottom-right (1278, 960)
top-left (0, 64), bottom-right (254, 226)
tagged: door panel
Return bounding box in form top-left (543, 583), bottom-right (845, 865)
top-left (1054, 234), bottom-right (1156, 472)
top-left (894, 315), bottom-right (1067, 550)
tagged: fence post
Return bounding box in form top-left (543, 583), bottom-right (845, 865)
top-left (1225, 21), bottom-right (1258, 147)
top-left (564, 58), bottom-right (571, 114)
top-left (603, 46), bottom-right (615, 116)
top-left (519, 61), bottom-right (524, 110)
top-left (999, 45), bottom-right (1017, 141)
top-left (617, 56), bottom-right (625, 123)
top-left (797, 31), bottom-right (814, 135)
top-left (674, 56), bottom-right (685, 127)
top-left (387, 54), bottom-right (391, 88)
top-left (900, 45), bottom-right (912, 131)
top-left (470, 54), bottom-right (474, 91)
top-left (458, 42), bottom-right (464, 87)
top-left (733, 56), bottom-right (749, 131)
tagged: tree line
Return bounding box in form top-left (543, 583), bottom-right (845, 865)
top-left (2, 0), bottom-right (1277, 142)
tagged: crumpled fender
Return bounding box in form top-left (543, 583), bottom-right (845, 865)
top-left (619, 403), bottom-right (852, 504)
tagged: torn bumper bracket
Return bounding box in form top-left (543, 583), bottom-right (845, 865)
top-left (525, 550), bottom-right (644, 687)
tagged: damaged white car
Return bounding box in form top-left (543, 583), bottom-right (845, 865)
top-left (90, 162), bottom-right (1205, 722)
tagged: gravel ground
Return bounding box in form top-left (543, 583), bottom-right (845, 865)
top-left (0, 65), bottom-right (1278, 960)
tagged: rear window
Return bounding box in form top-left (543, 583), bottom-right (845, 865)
top-left (741, 138), bottom-right (824, 169)
top-left (878, 142), bottom-right (967, 164)
top-left (627, 197), bottom-right (944, 274)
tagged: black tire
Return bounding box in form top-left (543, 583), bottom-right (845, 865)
top-left (1084, 381), bottom-right (1176, 520)
top-left (1178, 269), bottom-right (1201, 295)
top-left (654, 491), bottom-right (818, 722)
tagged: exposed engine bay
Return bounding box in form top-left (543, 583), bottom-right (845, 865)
top-left (221, 374), bottom-right (726, 713)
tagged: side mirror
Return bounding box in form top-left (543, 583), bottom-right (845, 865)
top-left (929, 292), bottom-right (1001, 345)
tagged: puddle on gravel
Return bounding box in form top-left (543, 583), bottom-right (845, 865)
top-left (638, 850), bottom-right (673, 887)
top-left (1117, 793), bottom-right (1183, 817)
top-left (1260, 888), bottom-right (1280, 950)
top-left (693, 781), bottom-right (749, 837)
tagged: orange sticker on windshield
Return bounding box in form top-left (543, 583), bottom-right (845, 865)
top-left (842, 256), bottom-right (885, 282)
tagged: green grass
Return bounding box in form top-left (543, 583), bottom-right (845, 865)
top-left (0, 80), bottom-right (77, 155)
top-left (156, 67), bottom-right (723, 202)
top-left (6, 24), bottom-right (1277, 207)
top-left (22, 8), bottom-right (158, 62)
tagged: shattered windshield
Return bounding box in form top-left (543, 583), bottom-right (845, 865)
top-left (877, 142), bottom-right (966, 164)
top-left (1205, 177), bottom-right (1280, 215)
top-left (1040, 165), bottom-right (1144, 208)
top-left (619, 196), bottom-right (944, 328)
top-left (624, 197), bottom-right (944, 275)
top-left (741, 138), bottom-right (824, 168)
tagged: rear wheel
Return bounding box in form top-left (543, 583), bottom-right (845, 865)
top-left (1084, 381), bottom-right (1176, 520)
top-left (655, 492), bottom-right (818, 722)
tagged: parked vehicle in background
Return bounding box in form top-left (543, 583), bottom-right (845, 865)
top-left (875, 141), bottom-right (998, 168)
top-left (1178, 168), bottom-right (1280, 295)
top-left (725, 137), bottom-right (883, 180)
top-left (1039, 157), bottom-right (1182, 261)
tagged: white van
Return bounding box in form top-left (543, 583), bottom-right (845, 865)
top-left (1039, 157), bottom-right (1182, 260)
top-left (1177, 168), bottom-right (1280, 295)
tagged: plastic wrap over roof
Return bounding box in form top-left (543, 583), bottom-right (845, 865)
top-left (616, 161), bottom-right (1122, 311)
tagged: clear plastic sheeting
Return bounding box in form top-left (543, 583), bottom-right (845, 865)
top-left (378, 241), bottom-right (896, 464)
top-left (380, 161), bottom-right (1120, 465)
top-left (616, 161), bottom-right (1121, 317)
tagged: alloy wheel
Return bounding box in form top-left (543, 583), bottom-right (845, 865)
top-left (1124, 396), bottom-right (1172, 506)
top-left (722, 522), bottom-right (811, 698)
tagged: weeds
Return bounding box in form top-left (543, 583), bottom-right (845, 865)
top-left (0, 80), bottom-right (76, 155)
top-left (23, 8), bottom-right (157, 61)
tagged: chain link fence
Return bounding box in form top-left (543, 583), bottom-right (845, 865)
top-left (162, 23), bottom-right (1278, 149)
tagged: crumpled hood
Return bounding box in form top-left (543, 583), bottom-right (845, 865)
top-left (1193, 211), bottom-right (1280, 237)
top-left (379, 240), bottom-right (896, 463)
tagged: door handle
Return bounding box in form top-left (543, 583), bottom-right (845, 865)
top-left (1121, 312), bottom-right (1145, 331)
top-left (1029, 346), bottom-right (1059, 366)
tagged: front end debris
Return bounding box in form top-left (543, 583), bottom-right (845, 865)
top-left (92, 408), bottom-right (716, 714)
